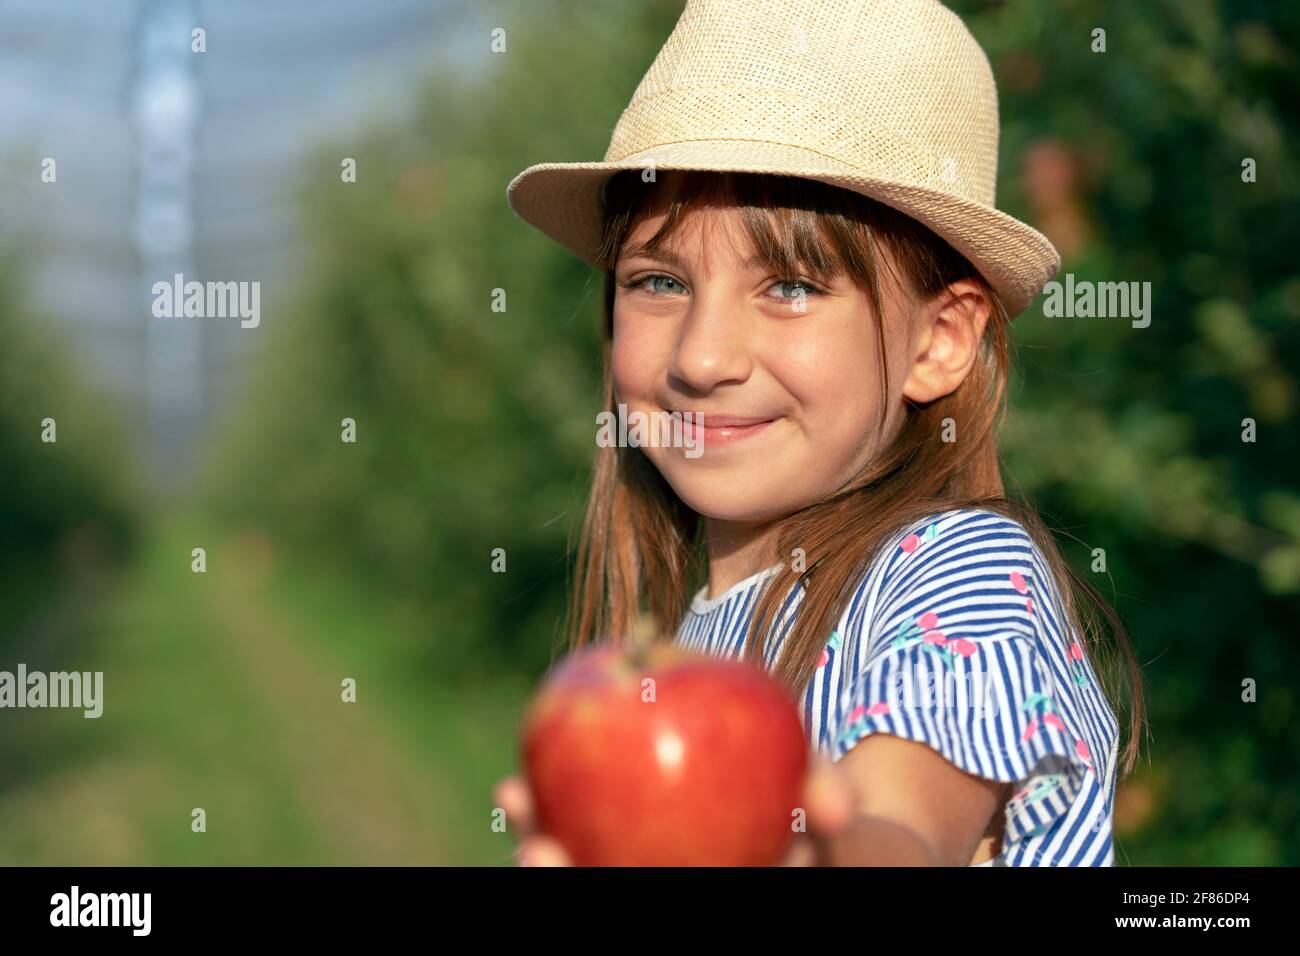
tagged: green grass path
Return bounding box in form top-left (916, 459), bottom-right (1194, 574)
top-left (0, 520), bottom-right (529, 865)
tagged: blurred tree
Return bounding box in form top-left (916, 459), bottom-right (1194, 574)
top-left (0, 250), bottom-right (137, 634)
top-left (959, 0), bottom-right (1300, 864)
top-left (200, 0), bottom-right (686, 681)
top-left (202, 0), bottom-right (1299, 863)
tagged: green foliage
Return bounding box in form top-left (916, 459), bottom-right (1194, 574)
top-left (200, 0), bottom-right (1298, 862)
top-left (959, 0), bottom-right (1300, 863)
top-left (0, 252), bottom-right (137, 622)
top-left (200, 0), bottom-right (686, 681)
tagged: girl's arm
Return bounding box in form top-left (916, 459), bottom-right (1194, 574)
top-left (827, 732), bottom-right (1009, 867)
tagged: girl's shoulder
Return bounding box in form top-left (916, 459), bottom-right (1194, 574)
top-left (826, 504), bottom-right (1102, 723)
top-left (824, 507), bottom-right (1120, 864)
top-left (878, 504), bottom-right (1039, 572)
top-left (851, 505), bottom-right (1047, 630)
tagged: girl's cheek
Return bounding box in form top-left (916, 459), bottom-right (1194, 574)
top-left (773, 321), bottom-right (886, 461)
top-left (609, 337), bottom-right (635, 399)
top-left (610, 319), bottom-right (666, 398)
top-left (777, 330), bottom-right (875, 417)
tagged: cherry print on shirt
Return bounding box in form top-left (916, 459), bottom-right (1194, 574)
top-left (891, 611), bottom-right (980, 669)
top-left (1009, 570), bottom-right (1035, 614)
top-left (1010, 773), bottom-right (1066, 805)
top-left (1020, 692), bottom-right (1095, 780)
top-left (836, 701), bottom-right (892, 747)
top-left (844, 701), bottom-right (891, 725)
top-left (1075, 738), bottom-right (1093, 769)
top-left (816, 629), bottom-right (843, 669)
top-left (1020, 691), bottom-right (1056, 741)
top-left (1069, 641), bottom-right (1091, 688)
top-left (836, 609), bottom-right (986, 747)
top-left (898, 522), bottom-right (938, 555)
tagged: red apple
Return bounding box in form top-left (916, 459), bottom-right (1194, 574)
top-left (521, 638), bottom-right (808, 866)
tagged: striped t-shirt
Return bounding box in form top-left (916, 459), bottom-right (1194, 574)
top-left (674, 507), bottom-right (1120, 867)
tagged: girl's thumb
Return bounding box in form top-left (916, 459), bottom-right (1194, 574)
top-left (805, 751), bottom-right (855, 833)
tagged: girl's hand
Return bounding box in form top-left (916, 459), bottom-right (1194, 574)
top-left (494, 751), bottom-right (856, 867)
top-left (780, 750), bottom-right (857, 865)
top-left (494, 775), bottom-right (574, 866)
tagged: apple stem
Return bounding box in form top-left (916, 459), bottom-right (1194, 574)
top-left (630, 612), bottom-right (657, 661)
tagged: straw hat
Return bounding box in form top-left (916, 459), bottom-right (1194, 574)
top-left (506, 0), bottom-right (1060, 318)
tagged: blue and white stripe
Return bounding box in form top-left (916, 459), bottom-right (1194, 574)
top-left (674, 507), bottom-right (1121, 867)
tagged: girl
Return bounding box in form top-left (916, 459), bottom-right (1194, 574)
top-left (496, 0), bottom-right (1145, 866)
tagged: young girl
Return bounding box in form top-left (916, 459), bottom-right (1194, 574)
top-left (496, 0), bottom-right (1145, 866)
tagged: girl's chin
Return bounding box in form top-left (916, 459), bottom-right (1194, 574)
top-left (664, 482), bottom-right (813, 526)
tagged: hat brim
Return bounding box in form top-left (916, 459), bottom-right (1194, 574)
top-left (506, 140), bottom-right (1059, 319)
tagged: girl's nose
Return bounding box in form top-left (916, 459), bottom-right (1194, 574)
top-left (667, 298), bottom-right (754, 391)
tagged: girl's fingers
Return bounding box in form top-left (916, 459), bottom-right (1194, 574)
top-left (779, 835), bottom-right (818, 867)
top-left (803, 751), bottom-right (855, 836)
top-left (777, 755), bottom-right (856, 867)
top-left (499, 762), bottom-right (852, 866)
top-left (516, 835), bottom-right (572, 867)
top-left (497, 778), bottom-right (570, 865)
top-left (493, 776), bottom-right (535, 837)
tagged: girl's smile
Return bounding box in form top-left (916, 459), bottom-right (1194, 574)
top-left (668, 409), bottom-right (780, 448)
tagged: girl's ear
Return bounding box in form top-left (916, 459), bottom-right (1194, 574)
top-left (901, 280), bottom-right (991, 404)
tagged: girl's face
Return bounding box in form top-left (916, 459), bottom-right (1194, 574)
top-left (611, 205), bottom-right (918, 526)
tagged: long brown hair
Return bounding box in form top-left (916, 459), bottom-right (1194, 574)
top-left (564, 169), bottom-right (1146, 777)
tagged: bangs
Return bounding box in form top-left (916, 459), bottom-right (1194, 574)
top-left (598, 170), bottom-right (878, 290)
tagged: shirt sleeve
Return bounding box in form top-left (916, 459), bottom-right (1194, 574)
top-left (825, 509), bottom-right (1098, 849)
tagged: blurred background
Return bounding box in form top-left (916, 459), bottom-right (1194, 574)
top-left (0, 0), bottom-right (1296, 865)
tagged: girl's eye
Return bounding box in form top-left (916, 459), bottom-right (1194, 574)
top-left (624, 273), bottom-right (688, 296)
top-left (767, 278), bottom-right (823, 303)
top-left (620, 273), bottom-right (823, 301)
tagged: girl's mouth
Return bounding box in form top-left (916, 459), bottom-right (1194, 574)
top-left (669, 410), bottom-right (778, 448)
